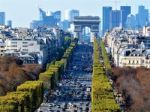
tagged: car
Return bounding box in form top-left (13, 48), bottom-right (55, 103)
top-left (48, 103), bottom-right (54, 107)
top-left (48, 109), bottom-right (53, 111)
top-left (57, 105), bottom-right (61, 108)
top-left (37, 108), bottom-right (43, 112)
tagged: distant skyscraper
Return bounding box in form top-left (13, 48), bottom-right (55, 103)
top-left (120, 6), bottom-right (131, 28)
top-left (7, 20), bottom-right (12, 27)
top-left (30, 20), bottom-right (43, 29)
top-left (102, 7), bottom-right (112, 35)
top-left (126, 14), bottom-right (136, 29)
top-left (31, 9), bottom-right (60, 29)
top-left (51, 11), bottom-right (61, 23)
top-left (65, 10), bottom-right (79, 22)
top-left (43, 15), bottom-right (57, 27)
top-left (0, 12), bottom-right (5, 25)
top-left (60, 20), bottom-right (70, 31)
top-left (39, 8), bottom-right (46, 21)
top-left (110, 10), bottom-right (121, 29)
top-left (136, 6), bottom-right (149, 28)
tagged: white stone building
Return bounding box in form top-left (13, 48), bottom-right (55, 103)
top-left (105, 27), bottom-right (150, 68)
top-left (5, 38), bottom-right (41, 53)
top-left (0, 39), bottom-right (5, 56)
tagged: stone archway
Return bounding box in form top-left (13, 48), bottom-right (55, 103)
top-left (73, 16), bottom-right (100, 42)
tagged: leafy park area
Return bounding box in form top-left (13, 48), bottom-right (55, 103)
top-left (92, 39), bottom-right (120, 112)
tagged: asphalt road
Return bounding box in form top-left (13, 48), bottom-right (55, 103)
top-left (37, 43), bottom-right (93, 112)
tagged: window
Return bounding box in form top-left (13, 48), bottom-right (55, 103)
top-left (23, 42), bottom-right (28, 44)
top-left (11, 45), bottom-right (17, 47)
top-left (22, 49), bottom-right (28, 51)
top-left (11, 42), bottom-right (17, 44)
top-left (22, 45), bottom-right (28, 47)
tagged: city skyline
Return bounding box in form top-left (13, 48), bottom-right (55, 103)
top-left (0, 0), bottom-right (150, 27)
top-left (0, 1), bottom-right (150, 112)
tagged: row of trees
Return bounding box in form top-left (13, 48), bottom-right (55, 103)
top-left (39, 41), bottom-right (77, 90)
top-left (100, 41), bottom-right (111, 71)
top-left (0, 81), bottom-right (43, 112)
top-left (0, 38), bottom-right (78, 112)
top-left (92, 39), bottom-right (120, 112)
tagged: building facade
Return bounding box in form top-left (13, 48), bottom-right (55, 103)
top-left (0, 25), bottom-right (67, 67)
top-left (102, 6), bottom-right (131, 35)
top-left (7, 20), bottom-right (12, 28)
top-left (105, 27), bottom-right (150, 68)
top-left (5, 38), bottom-right (41, 53)
top-left (0, 39), bottom-right (5, 56)
top-left (126, 14), bottom-right (136, 29)
top-left (65, 10), bottom-right (79, 22)
top-left (0, 12), bottom-right (5, 25)
top-left (136, 6), bottom-right (149, 28)
top-left (30, 8), bottom-right (61, 29)
top-left (110, 10), bottom-right (121, 29)
top-left (120, 6), bottom-right (131, 28)
top-left (102, 7), bottom-right (112, 35)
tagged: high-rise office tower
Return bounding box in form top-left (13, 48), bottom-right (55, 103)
top-left (51, 11), bottom-right (61, 23)
top-left (136, 6), bottom-right (149, 28)
top-left (31, 9), bottom-right (60, 29)
top-left (7, 20), bottom-right (12, 27)
top-left (65, 10), bottom-right (79, 22)
top-left (102, 7), bottom-right (112, 35)
top-left (60, 20), bottom-right (70, 31)
top-left (110, 10), bottom-right (121, 29)
top-left (39, 9), bottom-right (59, 27)
top-left (0, 12), bottom-right (5, 25)
top-left (30, 20), bottom-right (43, 29)
top-left (39, 8), bottom-right (46, 21)
top-left (126, 14), bottom-right (136, 29)
top-left (120, 6), bottom-right (131, 28)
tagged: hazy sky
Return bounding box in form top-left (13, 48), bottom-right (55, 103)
top-left (0, 0), bottom-right (150, 27)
